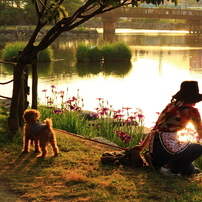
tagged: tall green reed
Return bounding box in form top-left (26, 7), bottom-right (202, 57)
top-left (102, 42), bottom-right (132, 62)
top-left (76, 41), bottom-right (132, 63)
top-left (76, 43), bottom-right (102, 62)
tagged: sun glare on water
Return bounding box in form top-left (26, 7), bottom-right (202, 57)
top-left (177, 122), bottom-right (200, 143)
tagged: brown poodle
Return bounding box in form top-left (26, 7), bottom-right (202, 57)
top-left (22, 109), bottom-right (59, 157)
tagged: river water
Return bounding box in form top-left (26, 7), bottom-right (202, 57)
top-left (1, 29), bottom-right (202, 128)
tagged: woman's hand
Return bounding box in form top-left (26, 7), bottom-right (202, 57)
top-left (132, 133), bottom-right (152, 152)
top-left (132, 145), bottom-right (144, 152)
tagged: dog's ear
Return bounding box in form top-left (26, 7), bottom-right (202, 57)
top-left (23, 110), bottom-right (28, 120)
top-left (23, 109), bottom-right (40, 122)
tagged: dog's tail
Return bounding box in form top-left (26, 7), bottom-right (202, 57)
top-left (44, 118), bottom-right (53, 129)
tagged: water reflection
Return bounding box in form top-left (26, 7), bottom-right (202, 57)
top-left (76, 61), bottom-right (132, 77)
top-left (76, 62), bottom-right (102, 76)
top-left (190, 49), bottom-right (202, 69)
top-left (102, 61), bottom-right (132, 77)
top-left (1, 31), bottom-right (202, 128)
top-left (38, 62), bottom-right (54, 76)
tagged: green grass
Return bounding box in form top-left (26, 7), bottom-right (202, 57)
top-left (76, 41), bottom-right (132, 63)
top-left (0, 114), bottom-right (202, 202)
top-left (102, 41), bottom-right (132, 62)
top-left (76, 43), bottom-right (102, 63)
top-left (1, 41), bottom-right (54, 62)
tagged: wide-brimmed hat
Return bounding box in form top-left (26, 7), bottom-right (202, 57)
top-left (172, 81), bottom-right (202, 103)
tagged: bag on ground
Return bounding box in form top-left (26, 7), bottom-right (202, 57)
top-left (100, 148), bottom-right (144, 167)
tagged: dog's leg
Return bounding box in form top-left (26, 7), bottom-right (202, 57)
top-left (49, 136), bottom-right (59, 156)
top-left (38, 141), bottom-right (47, 158)
top-left (21, 136), bottom-right (30, 153)
top-left (34, 140), bottom-right (40, 152)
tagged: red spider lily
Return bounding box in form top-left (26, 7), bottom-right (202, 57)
top-left (42, 89), bottom-right (47, 92)
top-left (113, 109), bottom-right (122, 114)
top-left (96, 107), bottom-right (110, 116)
top-left (119, 132), bottom-right (132, 143)
top-left (65, 100), bottom-right (72, 104)
top-left (96, 98), bottom-right (104, 101)
top-left (69, 104), bottom-right (81, 111)
top-left (66, 96), bottom-right (77, 103)
top-left (99, 111), bottom-right (105, 116)
top-left (72, 96), bottom-right (77, 101)
top-left (75, 106), bottom-right (81, 111)
top-left (156, 112), bottom-right (160, 115)
top-left (100, 107), bottom-right (110, 112)
top-left (123, 107), bottom-right (132, 110)
top-left (137, 114), bottom-right (144, 119)
top-left (90, 113), bottom-right (99, 118)
top-left (113, 114), bottom-right (124, 119)
top-left (47, 101), bottom-right (54, 104)
top-left (115, 130), bottom-right (132, 143)
top-left (127, 116), bottom-right (136, 120)
top-left (53, 109), bottom-right (63, 114)
top-left (69, 105), bottom-right (75, 110)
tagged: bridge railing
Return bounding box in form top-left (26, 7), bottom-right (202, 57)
top-left (100, 7), bottom-right (202, 20)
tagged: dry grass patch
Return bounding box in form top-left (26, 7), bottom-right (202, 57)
top-left (0, 129), bottom-right (201, 202)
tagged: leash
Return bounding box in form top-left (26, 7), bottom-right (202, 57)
top-left (53, 128), bottom-right (127, 151)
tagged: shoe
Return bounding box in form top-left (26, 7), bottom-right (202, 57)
top-left (158, 167), bottom-right (181, 177)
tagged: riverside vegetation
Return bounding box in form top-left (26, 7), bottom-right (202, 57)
top-left (0, 105), bottom-right (202, 201)
top-left (1, 41), bottom-right (132, 63)
top-left (1, 41), bottom-right (54, 62)
top-left (76, 42), bottom-right (132, 63)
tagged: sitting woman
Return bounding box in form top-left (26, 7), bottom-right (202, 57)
top-left (134, 80), bottom-right (202, 176)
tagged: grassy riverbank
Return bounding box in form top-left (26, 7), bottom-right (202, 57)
top-left (0, 114), bottom-right (202, 202)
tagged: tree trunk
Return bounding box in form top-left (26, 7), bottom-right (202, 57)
top-left (32, 61), bottom-right (38, 109)
top-left (18, 66), bottom-right (29, 127)
top-left (8, 62), bottom-right (25, 133)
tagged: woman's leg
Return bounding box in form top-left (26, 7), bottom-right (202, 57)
top-left (150, 136), bottom-right (169, 168)
top-left (151, 137), bottom-right (202, 174)
top-left (169, 143), bottom-right (202, 174)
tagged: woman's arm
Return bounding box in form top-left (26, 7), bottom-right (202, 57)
top-left (132, 133), bottom-right (151, 152)
top-left (190, 107), bottom-right (202, 140)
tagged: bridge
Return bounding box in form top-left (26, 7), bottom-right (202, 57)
top-left (97, 7), bottom-right (202, 40)
top-left (100, 7), bottom-right (202, 21)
